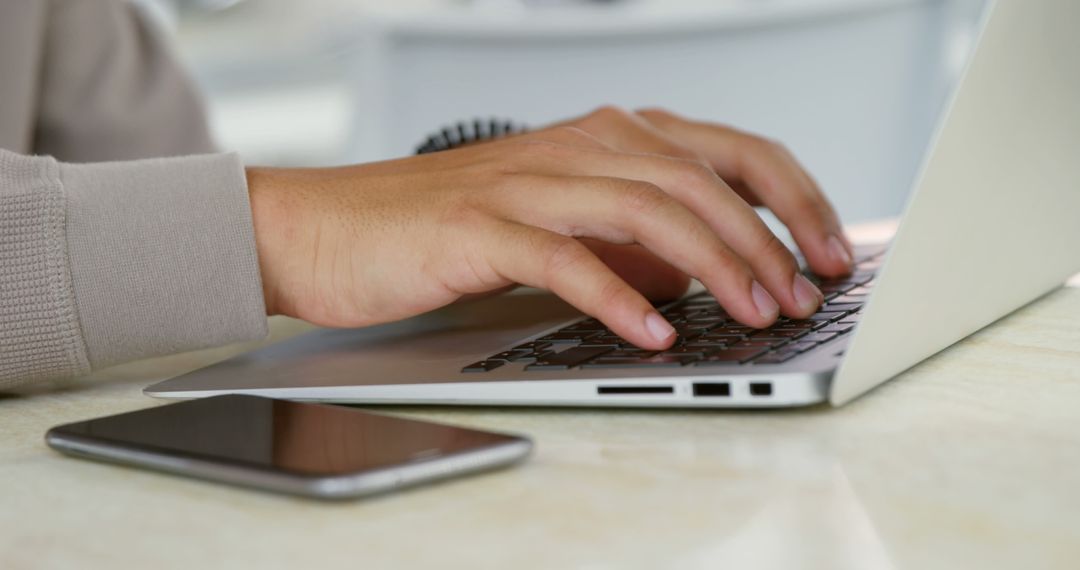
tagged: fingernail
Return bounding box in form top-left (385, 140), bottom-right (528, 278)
top-left (792, 274), bottom-right (824, 313)
top-left (645, 312), bottom-right (676, 343)
top-left (751, 281), bottom-right (780, 320)
top-left (828, 235), bottom-right (853, 268)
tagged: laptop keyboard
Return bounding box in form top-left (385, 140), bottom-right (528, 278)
top-left (462, 248), bottom-right (886, 373)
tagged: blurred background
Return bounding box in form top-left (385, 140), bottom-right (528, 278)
top-left (137, 0), bottom-right (986, 225)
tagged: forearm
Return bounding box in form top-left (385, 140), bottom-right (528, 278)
top-left (0, 150), bottom-right (268, 389)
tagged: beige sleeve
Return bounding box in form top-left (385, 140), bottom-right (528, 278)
top-left (0, 149), bottom-right (268, 390)
top-left (0, 2), bottom-right (269, 389)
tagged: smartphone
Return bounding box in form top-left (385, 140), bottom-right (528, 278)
top-left (45, 394), bottom-right (532, 500)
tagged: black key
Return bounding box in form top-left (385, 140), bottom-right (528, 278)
top-left (694, 347), bottom-right (770, 365)
top-left (772, 320), bottom-right (817, 330)
top-left (537, 331), bottom-right (595, 344)
top-left (526, 346), bottom-right (615, 370)
top-left (659, 346), bottom-right (710, 357)
top-left (781, 329), bottom-right (812, 340)
top-left (561, 319), bottom-right (605, 332)
top-left (708, 327), bottom-right (754, 338)
top-left (770, 327), bottom-right (814, 337)
top-left (676, 321), bottom-right (716, 332)
top-left (800, 331), bottom-right (839, 343)
top-left (584, 333), bottom-right (624, 344)
top-left (695, 332), bottom-right (748, 343)
top-left (660, 311), bottom-right (695, 322)
top-left (462, 360), bottom-right (505, 373)
top-left (787, 341), bottom-right (820, 353)
top-left (673, 329), bottom-right (709, 341)
top-left (685, 315), bottom-right (727, 325)
top-left (683, 339), bottom-right (738, 350)
top-left (738, 340), bottom-right (791, 350)
top-left (818, 323), bottom-right (855, 334)
top-left (751, 329), bottom-right (807, 339)
top-left (600, 349), bottom-right (659, 358)
top-left (512, 341), bottom-right (552, 352)
top-left (695, 339), bottom-right (747, 350)
top-left (807, 312), bottom-right (845, 322)
top-left (487, 350), bottom-right (533, 362)
top-left (728, 340), bottom-right (775, 349)
top-left (532, 348), bottom-right (556, 359)
top-left (822, 302), bottom-right (863, 312)
top-left (675, 320), bottom-right (716, 330)
top-left (579, 338), bottom-right (623, 348)
top-left (695, 330), bottom-right (747, 338)
top-left (583, 355), bottom-right (697, 368)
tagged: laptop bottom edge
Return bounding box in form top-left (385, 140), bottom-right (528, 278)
top-left (145, 370), bottom-right (834, 409)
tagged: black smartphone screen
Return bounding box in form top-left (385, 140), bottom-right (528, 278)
top-left (49, 395), bottom-right (520, 477)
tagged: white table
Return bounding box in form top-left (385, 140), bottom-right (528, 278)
top-left (4, 232), bottom-right (1079, 569)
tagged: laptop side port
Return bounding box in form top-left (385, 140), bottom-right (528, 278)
top-left (692, 382), bottom-right (731, 397)
top-left (597, 386), bottom-right (674, 395)
top-left (749, 382), bottom-right (773, 396)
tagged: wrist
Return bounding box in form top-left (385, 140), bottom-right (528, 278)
top-left (246, 166), bottom-right (288, 317)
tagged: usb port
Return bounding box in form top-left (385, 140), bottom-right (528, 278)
top-left (692, 383), bottom-right (731, 397)
top-left (749, 382), bottom-right (773, 396)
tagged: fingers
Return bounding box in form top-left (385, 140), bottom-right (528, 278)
top-left (486, 222), bottom-right (676, 350)
top-left (487, 174), bottom-right (782, 327)
top-left (580, 239), bottom-right (690, 303)
top-left (636, 108), bottom-right (854, 277)
top-left (730, 136), bottom-right (852, 277)
top-left (511, 146), bottom-right (822, 320)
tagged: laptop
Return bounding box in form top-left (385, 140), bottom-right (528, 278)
top-left (147, 0), bottom-right (1080, 408)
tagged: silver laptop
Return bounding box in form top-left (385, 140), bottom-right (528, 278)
top-left (147, 0), bottom-right (1080, 408)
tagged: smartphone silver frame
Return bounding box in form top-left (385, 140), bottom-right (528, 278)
top-left (46, 417), bottom-right (533, 500)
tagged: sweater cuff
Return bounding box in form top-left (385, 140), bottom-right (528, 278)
top-left (0, 151), bottom-right (90, 387)
top-left (61, 153), bottom-right (268, 368)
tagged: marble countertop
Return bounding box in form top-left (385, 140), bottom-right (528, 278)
top-left (4, 269), bottom-right (1080, 568)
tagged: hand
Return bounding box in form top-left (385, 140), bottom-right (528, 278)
top-left (247, 121), bottom-right (838, 351)
top-left (555, 106), bottom-right (854, 277)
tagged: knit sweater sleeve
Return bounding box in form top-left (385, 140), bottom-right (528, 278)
top-left (0, 150), bottom-right (267, 389)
